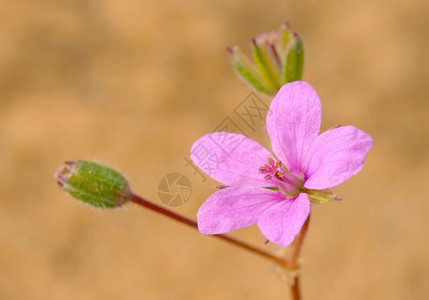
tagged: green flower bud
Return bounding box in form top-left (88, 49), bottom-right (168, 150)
top-left (228, 22), bottom-right (305, 95)
top-left (54, 160), bottom-right (132, 208)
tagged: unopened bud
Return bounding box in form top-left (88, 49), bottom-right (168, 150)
top-left (54, 160), bottom-right (132, 208)
top-left (228, 22), bottom-right (305, 95)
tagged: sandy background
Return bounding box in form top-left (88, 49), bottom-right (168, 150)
top-left (1, 0), bottom-right (428, 299)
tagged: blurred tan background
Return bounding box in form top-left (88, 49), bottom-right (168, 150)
top-left (1, 0), bottom-right (428, 299)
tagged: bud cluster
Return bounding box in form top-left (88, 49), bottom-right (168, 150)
top-left (228, 22), bottom-right (304, 95)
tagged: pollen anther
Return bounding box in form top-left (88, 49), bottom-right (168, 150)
top-left (259, 157), bottom-right (303, 197)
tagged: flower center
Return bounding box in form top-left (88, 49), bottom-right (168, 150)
top-left (259, 157), bottom-right (303, 197)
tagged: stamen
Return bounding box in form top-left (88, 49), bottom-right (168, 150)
top-left (278, 160), bottom-right (290, 173)
top-left (274, 171), bottom-right (284, 181)
top-left (259, 166), bottom-right (269, 174)
top-left (282, 172), bottom-right (303, 186)
top-left (259, 157), bottom-right (303, 197)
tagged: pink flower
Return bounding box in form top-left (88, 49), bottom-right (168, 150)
top-left (190, 81), bottom-right (372, 246)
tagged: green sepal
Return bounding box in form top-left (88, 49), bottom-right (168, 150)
top-left (304, 188), bottom-right (341, 204)
top-left (283, 33), bottom-right (304, 83)
top-left (277, 24), bottom-right (292, 66)
top-left (252, 40), bottom-right (281, 93)
top-left (230, 47), bottom-right (270, 94)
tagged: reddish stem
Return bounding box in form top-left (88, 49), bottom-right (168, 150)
top-left (287, 214), bottom-right (311, 300)
top-left (130, 194), bottom-right (287, 267)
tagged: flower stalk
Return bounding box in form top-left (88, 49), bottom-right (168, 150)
top-left (286, 214), bottom-right (310, 300)
top-left (55, 160), bottom-right (287, 267)
top-left (130, 193), bottom-right (287, 267)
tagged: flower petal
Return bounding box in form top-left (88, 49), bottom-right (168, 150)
top-left (197, 186), bottom-right (284, 234)
top-left (190, 132), bottom-right (274, 186)
top-left (304, 125), bottom-right (373, 189)
top-left (257, 193), bottom-right (310, 246)
top-left (266, 81), bottom-right (321, 174)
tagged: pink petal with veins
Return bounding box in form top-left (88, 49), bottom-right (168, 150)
top-left (304, 125), bottom-right (373, 189)
top-left (257, 193), bottom-right (310, 246)
top-left (190, 132), bottom-right (274, 187)
top-left (266, 81), bottom-right (321, 174)
top-left (197, 186), bottom-right (285, 234)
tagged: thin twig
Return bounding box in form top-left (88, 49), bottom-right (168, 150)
top-left (287, 214), bottom-right (311, 300)
top-left (130, 194), bottom-right (287, 267)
